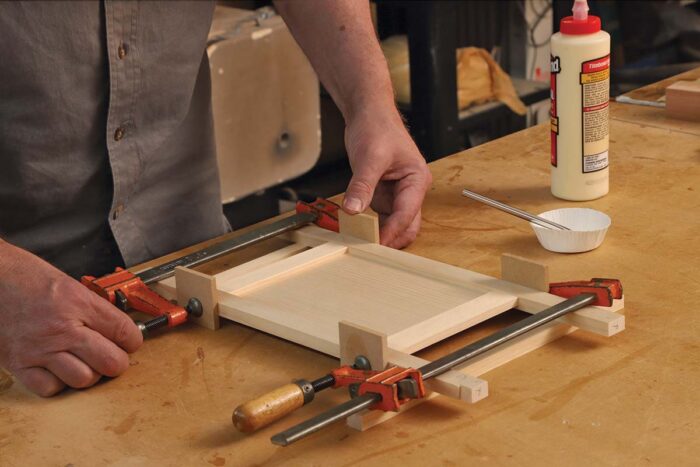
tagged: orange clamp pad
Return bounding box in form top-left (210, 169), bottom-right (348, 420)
top-left (330, 365), bottom-right (376, 388)
top-left (358, 366), bottom-right (426, 412)
top-left (591, 278), bottom-right (623, 299)
top-left (295, 198), bottom-right (339, 232)
top-left (81, 268), bottom-right (188, 327)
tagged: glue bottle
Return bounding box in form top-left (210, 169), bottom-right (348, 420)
top-left (550, 0), bottom-right (610, 200)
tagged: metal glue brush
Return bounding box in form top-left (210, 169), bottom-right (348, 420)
top-left (461, 188), bottom-right (571, 231)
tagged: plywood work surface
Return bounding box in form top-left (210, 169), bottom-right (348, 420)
top-left (2, 77), bottom-right (700, 466)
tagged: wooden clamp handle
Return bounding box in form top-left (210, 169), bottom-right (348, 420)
top-left (233, 383), bottom-right (306, 433)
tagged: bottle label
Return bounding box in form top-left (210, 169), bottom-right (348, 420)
top-left (580, 55), bottom-right (610, 173)
top-left (550, 55), bottom-right (560, 167)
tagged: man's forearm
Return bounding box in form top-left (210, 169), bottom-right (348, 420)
top-left (274, 0), bottom-right (397, 122)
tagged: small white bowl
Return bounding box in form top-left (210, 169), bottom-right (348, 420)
top-left (531, 208), bottom-right (611, 253)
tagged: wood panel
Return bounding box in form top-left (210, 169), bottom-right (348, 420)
top-left (234, 252), bottom-right (491, 340)
top-left (220, 242), bottom-right (348, 294)
top-left (386, 292), bottom-right (517, 353)
top-left (150, 208), bottom-right (623, 435)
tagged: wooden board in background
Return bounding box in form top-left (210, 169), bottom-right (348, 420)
top-left (619, 66), bottom-right (700, 103)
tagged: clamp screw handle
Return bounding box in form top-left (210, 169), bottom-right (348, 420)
top-left (186, 297), bottom-right (203, 317)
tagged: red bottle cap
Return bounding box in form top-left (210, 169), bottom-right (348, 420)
top-left (560, 15), bottom-right (601, 35)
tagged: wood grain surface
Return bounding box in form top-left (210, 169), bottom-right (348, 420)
top-left (1, 74), bottom-right (699, 466)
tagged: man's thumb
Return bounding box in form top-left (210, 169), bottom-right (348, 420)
top-left (343, 174), bottom-right (379, 214)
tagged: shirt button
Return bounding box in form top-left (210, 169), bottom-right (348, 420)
top-left (114, 127), bottom-right (125, 141)
top-left (118, 43), bottom-right (127, 59)
top-left (112, 204), bottom-right (124, 220)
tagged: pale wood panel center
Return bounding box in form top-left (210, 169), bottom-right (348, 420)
top-left (235, 253), bottom-right (485, 337)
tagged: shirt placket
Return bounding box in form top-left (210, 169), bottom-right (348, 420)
top-left (104, 0), bottom-right (146, 265)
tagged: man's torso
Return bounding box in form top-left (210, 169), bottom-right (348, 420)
top-left (0, 0), bottom-right (228, 277)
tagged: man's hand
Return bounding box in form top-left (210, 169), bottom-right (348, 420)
top-left (0, 241), bottom-right (142, 396)
top-left (342, 109), bottom-right (431, 248)
top-left (274, 0), bottom-right (431, 248)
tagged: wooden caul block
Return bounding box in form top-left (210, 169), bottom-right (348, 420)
top-left (175, 267), bottom-right (220, 330)
top-left (501, 253), bottom-right (549, 292)
top-left (666, 79), bottom-right (700, 121)
top-left (338, 321), bottom-right (387, 370)
top-left (160, 223), bottom-right (624, 432)
top-left (338, 209), bottom-right (380, 243)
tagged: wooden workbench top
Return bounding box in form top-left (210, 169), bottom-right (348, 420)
top-left (2, 75), bottom-right (699, 466)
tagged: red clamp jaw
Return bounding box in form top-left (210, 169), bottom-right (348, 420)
top-left (295, 198), bottom-right (340, 232)
top-left (331, 365), bottom-right (427, 412)
top-left (81, 268), bottom-right (188, 327)
top-left (549, 278), bottom-right (623, 307)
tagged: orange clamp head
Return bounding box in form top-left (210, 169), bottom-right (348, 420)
top-left (357, 366), bottom-right (426, 412)
top-left (81, 268), bottom-right (188, 327)
top-left (295, 198), bottom-right (339, 232)
top-left (81, 267), bottom-right (136, 305)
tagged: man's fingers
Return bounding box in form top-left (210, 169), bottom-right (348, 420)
top-left (13, 367), bottom-right (65, 397)
top-left (45, 352), bottom-right (101, 389)
top-left (381, 209), bottom-right (422, 249)
top-left (343, 166), bottom-right (384, 214)
top-left (368, 182), bottom-right (394, 215)
top-left (83, 296), bottom-right (143, 353)
top-left (379, 175), bottom-right (428, 245)
top-left (70, 327), bottom-right (130, 377)
top-left (396, 210), bottom-right (422, 248)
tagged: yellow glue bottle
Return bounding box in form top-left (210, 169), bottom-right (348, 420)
top-left (550, 0), bottom-right (610, 200)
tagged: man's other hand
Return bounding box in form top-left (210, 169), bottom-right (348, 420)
top-left (0, 241), bottom-right (143, 396)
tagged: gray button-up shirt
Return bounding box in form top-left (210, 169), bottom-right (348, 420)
top-left (0, 1), bottom-right (229, 278)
